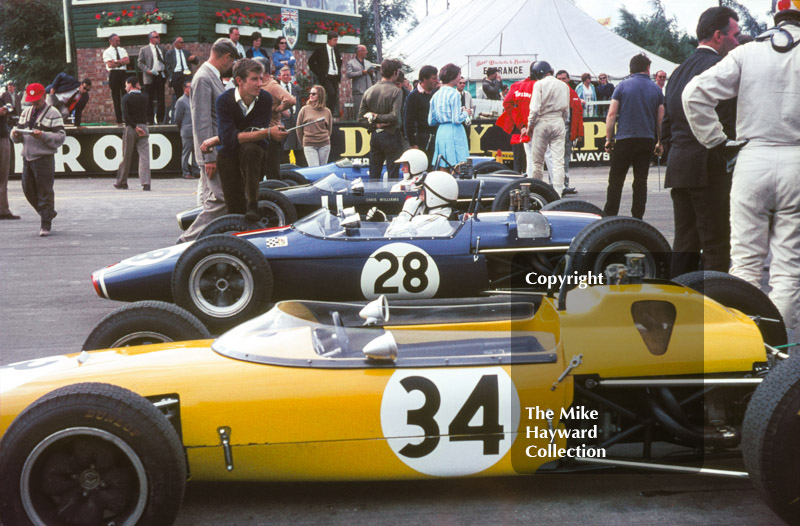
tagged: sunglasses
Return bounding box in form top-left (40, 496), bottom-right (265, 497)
top-left (279, 41), bottom-right (287, 45)
top-left (599, 76), bottom-right (607, 79)
top-left (657, 75), bottom-right (666, 79)
top-left (309, 91), bottom-right (318, 95)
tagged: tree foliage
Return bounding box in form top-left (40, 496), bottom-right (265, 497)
top-left (722, 0), bottom-right (769, 36)
top-left (0, 0), bottom-right (67, 87)
top-left (614, 0), bottom-right (696, 65)
top-left (357, 0), bottom-right (417, 62)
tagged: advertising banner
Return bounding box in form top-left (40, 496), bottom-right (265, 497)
top-left (467, 55), bottom-right (537, 81)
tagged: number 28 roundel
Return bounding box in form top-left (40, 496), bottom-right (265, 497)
top-left (380, 368), bottom-right (521, 477)
top-left (360, 243), bottom-right (440, 299)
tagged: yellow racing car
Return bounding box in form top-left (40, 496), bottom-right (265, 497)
top-left (0, 266), bottom-right (798, 526)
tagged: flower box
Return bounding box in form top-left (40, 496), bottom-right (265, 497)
top-left (215, 24), bottom-right (282, 39)
top-left (97, 23), bottom-right (167, 39)
top-left (307, 34), bottom-right (359, 45)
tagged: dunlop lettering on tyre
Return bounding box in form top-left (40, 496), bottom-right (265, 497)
top-left (360, 243), bottom-right (440, 300)
top-left (380, 367), bottom-right (520, 476)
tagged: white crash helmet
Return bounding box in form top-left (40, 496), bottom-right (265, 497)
top-left (420, 171), bottom-right (458, 209)
top-left (774, 0), bottom-right (800, 22)
top-left (395, 149), bottom-right (429, 180)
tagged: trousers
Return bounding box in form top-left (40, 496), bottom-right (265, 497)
top-left (603, 138), bottom-right (654, 219)
top-left (116, 125), bottom-right (150, 186)
top-left (21, 155), bottom-right (56, 226)
top-left (530, 117), bottom-right (566, 194)
top-left (217, 142), bottom-right (266, 215)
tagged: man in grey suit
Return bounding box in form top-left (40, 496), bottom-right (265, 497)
top-left (346, 45), bottom-right (376, 120)
top-left (177, 38), bottom-right (239, 243)
top-left (277, 66), bottom-right (305, 165)
top-left (173, 80), bottom-right (200, 179)
top-left (165, 36), bottom-right (198, 118)
top-left (138, 31), bottom-right (168, 124)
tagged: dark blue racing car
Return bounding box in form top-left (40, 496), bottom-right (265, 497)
top-left (93, 194), bottom-right (670, 332)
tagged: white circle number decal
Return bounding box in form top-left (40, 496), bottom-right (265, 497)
top-left (381, 367), bottom-right (520, 477)
top-left (360, 243), bottom-right (440, 299)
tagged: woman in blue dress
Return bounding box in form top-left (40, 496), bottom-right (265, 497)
top-left (272, 37), bottom-right (296, 77)
top-left (428, 63), bottom-right (472, 167)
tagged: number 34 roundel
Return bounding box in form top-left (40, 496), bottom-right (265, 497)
top-left (380, 368), bottom-right (521, 477)
top-left (360, 243), bottom-right (440, 299)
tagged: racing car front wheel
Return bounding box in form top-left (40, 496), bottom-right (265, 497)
top-left (568, 217), bottom-right (671, 279)
top-left (0, 382), bottom-right (186, 526)
top-left (541, 199), bottom-right (606, 216)
top-left (259, 179), bottom-right (290, 191)
top-left (173, 234), bottom-right (274, 332)
top-left (279, 169), bottom-right (310, 187)
top-left (491, 179), bottom-right (560, 212)
top-left (672, 271), bottom-right (787, 347)
top-left (474, 160), bottom-right (508, 174)
top-left (742, 357), bottom-right (800, 525)
top-left (199, 214), bottom-right (262, 239)
top-left (258, 188), bottom-right (298, 225)
top-left (83, 300), bottom-right (211, 350)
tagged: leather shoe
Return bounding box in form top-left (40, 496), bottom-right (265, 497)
top-left (0, 213), bottom-right (20, 220)
top-left (39, 227), bottom-right (50, 237)
top-left (142, 184), bottom-right (151, 191)
top-left (562, 186), bottom-right (578, 195)
top-left (182, 174), bottom-right (194, 179)
top-left (113, 182), bottom-right (128, 189)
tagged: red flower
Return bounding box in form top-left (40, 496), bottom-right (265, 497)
top-left (227, 18), bottom-right (232, 23)
top-left (129, 12), bottom-right (133, 17)
top-left (122, 9), bottom-right (127, 15)
top-left (245, 6), bottom-right (249, 10)
top-left (153, 7), bottom-right (158, 12)
top-left (156, 16), bottom-right (161, 21)
top-left (216, 11), bottom-right (221, 16)
top-left (95, 13), bottom-right (101, 19)
top-left (137, 5), bottom-right (141, 9)
top-left (115, 16), bottom-right (120, 21)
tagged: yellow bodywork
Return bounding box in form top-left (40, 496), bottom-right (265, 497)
top-left (0, 283), bottom-right (768, 482)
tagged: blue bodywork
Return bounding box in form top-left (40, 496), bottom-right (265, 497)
top-left (93, 208), bottom-right (599, 304)
top-left (288, 156), bottom-right (496, 182)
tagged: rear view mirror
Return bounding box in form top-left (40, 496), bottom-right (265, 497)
top-left (360, 295), bottom-right (389, 325)
top-left (363, 331), bottom-right (398, 361)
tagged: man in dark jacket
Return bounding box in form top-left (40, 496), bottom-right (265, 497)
top-left (46, 73), bottom-right (91, 126)
top-left (663, 6), bottom-right (740, 276)
top-left (115, 77), bottom-right (151, 191)
top-left (211, 59), bottom-right (288, 219)
top-left (404, 65), bottom-right (439, 170)
top-left (308, 31), bottom-right (342, 114)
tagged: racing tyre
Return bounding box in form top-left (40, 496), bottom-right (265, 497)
top-left (258, 188), bottom-right (298, 225)
top-left (172, 234), bottom-right (273, 332)
top-left (83, 300), bottom-right (211, 350)
top-left (491, 178), bottom-right (560, 212)
top-left (492, 169), bottom-right (523, 175)
top-left (742, 357), bottom-right (800, 525)
top-left (474, 160), bottom-right (508, 174)
top-left (198, 214), bottom-right (261, 239)
top-left (541, 199), bottom-right (606, 216)
top-left (279, 169), bottom-right (309, 186)
top-left (280, 163), bottom-right (299, 171)
top-left (0, 382), bottom-right (186, 526)
top-left (568, 216), bottom-right (671, 279)
top-left (259, 179), bottom-right (290, 191)
top-left (672, 271), bottom-right (787, 346)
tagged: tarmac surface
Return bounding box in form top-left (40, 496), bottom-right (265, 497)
top-left (0, 168), bottom-right (783, 525)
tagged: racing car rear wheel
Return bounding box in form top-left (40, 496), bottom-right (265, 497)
top-left (474, 160), bottom-right (508, 174)
top-left (491, 179), bottom-right (560, 212)
top-left (83, 300), bottom-right (211, 350)
top-left (672, 271), bottom-right (787, 346)
top-left (172, 234), bottom-right (273, 332)
top-left (541, 199), bottom-right (606, 216)
top-left (198, 214), bottom-right (261, 239)
top-left (280, 163), bottom-right (299, 171)
top-left (279, 170), bottom-right (310, 186)
top-left (568, 216), bottom-right (671, 279)
top-left (259, 179), bottom-right (290, 191)
top-left (742, 357), bottom-right (800, 525)
top-left (0, 383), bottom-right (185, 526)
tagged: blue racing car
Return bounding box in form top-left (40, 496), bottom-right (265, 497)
top-left (93, 193), bottom-right (670, 333)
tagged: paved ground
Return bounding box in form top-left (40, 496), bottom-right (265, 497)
top-left (0, 168), bottom-right (783, 525)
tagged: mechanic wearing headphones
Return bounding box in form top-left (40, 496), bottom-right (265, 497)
top-left (385, 170), bottom-right (458, 237)
top-left (683, 0), bottom-right (800, 336)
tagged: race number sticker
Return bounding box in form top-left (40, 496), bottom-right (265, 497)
top-left (0, 356), bottom-right (71, 395)
top-left (121, 244), bottom-right (186, 267)
top-left (381, 367), bottom-right (520, 476)
top-left (360, 243), bottom-right (440, 299)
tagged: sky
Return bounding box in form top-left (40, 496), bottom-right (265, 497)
top-left (409, 0), bottom-right (772, 37)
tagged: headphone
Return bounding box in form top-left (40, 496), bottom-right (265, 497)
top-left (757, 21), bottom-right (800, 52)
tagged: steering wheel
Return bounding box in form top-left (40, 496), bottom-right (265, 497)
top-left (331, 311), bottom-right (350, 354)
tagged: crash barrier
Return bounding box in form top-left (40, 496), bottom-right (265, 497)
top-left (9, 118), bottom-right (611, 177)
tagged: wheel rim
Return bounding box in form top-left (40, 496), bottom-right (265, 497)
top-left (21, 427), bottom-right (148, 526)
top-left (591, 240), bottom-right (657, 276)
top-left (111, 331), bottom-right (174, 347)
top-left (257, 201), bottom-right (287, 228)
top-left (529, 193), bottom-right (549, 209)
top-left (189, 253), bottom-right (255, 318)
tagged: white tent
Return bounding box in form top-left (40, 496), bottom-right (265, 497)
top-left (385, 0), bottom-right (678, 82)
